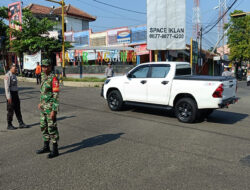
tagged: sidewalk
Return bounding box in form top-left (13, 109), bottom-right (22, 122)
top-left (0, 75), bottom-right (104, 88)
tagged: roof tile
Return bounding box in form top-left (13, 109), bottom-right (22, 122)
top-left (26, 3), bottom-right (96, 21)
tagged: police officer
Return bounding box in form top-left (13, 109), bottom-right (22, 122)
top-left (36, 59), bottom-right (60, 159)
top-left (4, 64), bottom-right (27, 130)
top-left (105, 62), bottom-right (114, 78)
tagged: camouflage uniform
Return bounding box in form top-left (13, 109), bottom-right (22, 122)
top-left (40, 71), bottom-right (59, 143)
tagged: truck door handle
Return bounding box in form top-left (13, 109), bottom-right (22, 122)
top-left (161, 81), bottom-right (169, 85)
top-left (140, 80), bottom-right (147, 84)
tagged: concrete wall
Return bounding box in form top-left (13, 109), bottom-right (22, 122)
top-left (55, 65), bottom-right (134, 75)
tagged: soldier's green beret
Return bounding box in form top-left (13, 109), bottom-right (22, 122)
top-left (41, 59), bottom-right (50, 66)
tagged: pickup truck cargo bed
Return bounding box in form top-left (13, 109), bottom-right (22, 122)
top-left (174, 75), bottom-right (234, 81)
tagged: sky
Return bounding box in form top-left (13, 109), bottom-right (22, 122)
top-left (1, 0), bottom-right (249, 50)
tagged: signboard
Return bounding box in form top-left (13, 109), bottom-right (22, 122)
top-left (8, 1), bottom-right (22, 40)
top-left (190, 39), bottom-right (198, 74)
top-left (213, 56), bottom-right (221, 61)
top-left (107, 27), bottom-right (127, 45)
top-left (57, 49), bottom-right (137, 64)
top-left (192, 40), bottom-right (198, 65)
top-left (117, 30), bottom-right (131, 44)
top-left (131, 26), bottom-right (147, 43)
top-left (147, 0), bottom-right (186, 50)
top-left (23, 51), bottom-right (41, 70)
top-left (134, 44), bottom-right (149, 56)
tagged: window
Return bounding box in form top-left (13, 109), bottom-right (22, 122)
top-left (90, 37), bottom-right (106, 46)
top-left (108, 35), bottom-right (117, 45)
top-left (151, 65), bottom-right (170, 78)
top-left (74, 36), bottom-right (89, 45)
top-left (130, 66), bottom-right (149, 78)
top-left (65, 35), bottom-right (73, 42)
top-left (176, 64), bottom-right (191, 76)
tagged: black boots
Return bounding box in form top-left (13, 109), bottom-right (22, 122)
top-left (47, 143), bottom-right (59, 159)
top-left (7, 122), bottom-right (28, 130)
top-left (7, 124), bottom-right (17, 130)
top-left (36, 141), bottom-right (50, 154)
top-left (37, 142), bottom-right (59, 158)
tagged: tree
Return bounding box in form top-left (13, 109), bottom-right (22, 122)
top-left (225, 10), bottom-right (250, 62)
top-left (0, 6), bottom-right (8, 51)
top-left (9, 9), bottom-right (71, 59)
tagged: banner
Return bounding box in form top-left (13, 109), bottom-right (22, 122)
top-left (147, 0), bottom-right (186, 50)
top-left (8, 1), bottom-right (22, 40)
top-left (23, 51), bottom-right (41, 70)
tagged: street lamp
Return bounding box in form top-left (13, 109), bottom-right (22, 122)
top-left (45, 0), bottom-right (66, 77)
top-left (231, 12), bottom-right (250, 18)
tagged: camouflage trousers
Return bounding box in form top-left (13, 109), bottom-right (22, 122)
top-left (40, 110), bottom-right (59, 143)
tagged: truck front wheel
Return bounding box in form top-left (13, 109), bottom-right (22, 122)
top-left (107, 90), bottom-right (123, 111)
top-left (175, 98), bottom-right (198, 123)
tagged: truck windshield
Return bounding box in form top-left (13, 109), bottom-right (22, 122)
top-left (176, 64), bottom-right (191, 76)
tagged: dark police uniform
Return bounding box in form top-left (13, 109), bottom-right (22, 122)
top-left (4, 69), bottom-right (27, 130)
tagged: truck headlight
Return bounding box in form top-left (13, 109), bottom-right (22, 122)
top-left (104, 79), bottom-right (111, 85)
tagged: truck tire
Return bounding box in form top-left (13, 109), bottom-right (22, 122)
top-left (175, 97), bottom-right (198, 123)
top-left (107, 90), bottom-right (123, 111)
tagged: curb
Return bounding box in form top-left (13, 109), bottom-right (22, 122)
top-left (0, 75), bottom-right (104, 88)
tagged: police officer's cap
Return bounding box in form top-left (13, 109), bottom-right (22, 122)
top-left (41, 59), bottom-right (51, 66)
top-left (11, 63), bottom-right (17, 68)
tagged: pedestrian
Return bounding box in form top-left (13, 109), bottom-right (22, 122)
top-left (35, 62), bottom-right (41, 85)
top-left (36, 59), bottom-right (60, 159)
top-left (105, 62), bottom-right (114, 78)
top-left (4, 64), bottom-right (28, 130)
top-left (222, 67), bottom-right (234, 77)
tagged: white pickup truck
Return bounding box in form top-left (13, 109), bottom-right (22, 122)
top-left (101, 62), bottom-right (238, 123)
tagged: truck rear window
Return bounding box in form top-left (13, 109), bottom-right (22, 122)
top-left (176, 64), bottom-right (191, 76)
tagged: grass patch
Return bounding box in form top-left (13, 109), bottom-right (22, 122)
top-left (62, 77), bottom-right (106, 82)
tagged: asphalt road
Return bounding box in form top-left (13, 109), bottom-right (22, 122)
top-left (0, 80), bottom-right (250, 190)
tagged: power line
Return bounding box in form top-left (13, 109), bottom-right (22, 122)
top-left (203, 0), bottom-right (239, 35)
top-left (92, 0), bottom-right (146, 15)
top-left (73, 0), bottom-right (146, 23)
top-left (203, 37), bottom-right (216, 46)
top-left (95, 15), bottom-right (145, 23)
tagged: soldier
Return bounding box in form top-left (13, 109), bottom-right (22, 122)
top-left (4, 64), bottom-right (27, 130)
top-left (36, 59), bottom-right (60, 159)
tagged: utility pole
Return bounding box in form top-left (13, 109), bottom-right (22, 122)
top-left (222, 0), bottom-right (227, 61)
top-left (192, 0), bottom-right (200, 74)
top-left (45, 0), bottom-right (66, 77)
top-left (199, 27), bottom-right (203, 67)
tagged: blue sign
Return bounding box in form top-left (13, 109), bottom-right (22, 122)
top-left (117, 30), bottom-right (131, 43)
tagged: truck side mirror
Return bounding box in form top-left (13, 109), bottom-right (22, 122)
top-left (127, 73), bottom-right (132, 78)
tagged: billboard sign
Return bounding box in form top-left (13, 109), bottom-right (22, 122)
top-left (117, 30), bottom-right (131, 44)
top-left (8, 1), bottom-right (22, 32)
top-left (147, 0), bottom-right (186, 50)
